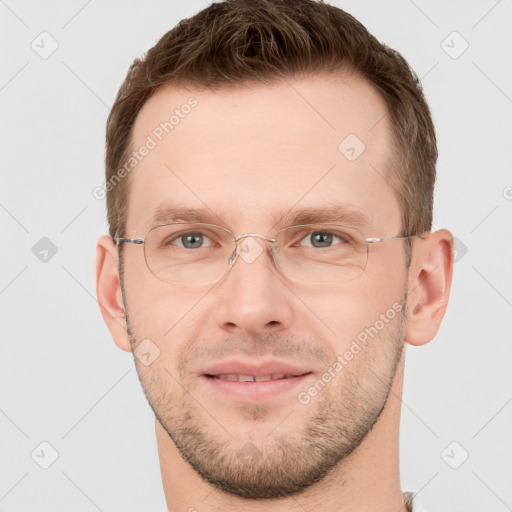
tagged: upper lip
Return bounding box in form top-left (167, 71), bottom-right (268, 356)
top-left (202, 360), bottom-right (311, 377)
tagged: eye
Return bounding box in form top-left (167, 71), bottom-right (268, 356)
top-left (167, 231), bottom-right (215, 249)
top-left (298, 230), bottom-right (351, 249)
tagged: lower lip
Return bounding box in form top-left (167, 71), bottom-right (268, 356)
top-left (203, 373), bottom-right (313, 401)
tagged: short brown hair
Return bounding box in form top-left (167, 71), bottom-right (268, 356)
top-left (105, 0), bottom-right (437, 262)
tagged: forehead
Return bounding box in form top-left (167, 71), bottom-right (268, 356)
top-left (126, 73), bottom-right (400, 234)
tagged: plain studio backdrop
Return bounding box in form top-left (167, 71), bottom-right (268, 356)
top-left (1, 1), bottom-right (511, 511)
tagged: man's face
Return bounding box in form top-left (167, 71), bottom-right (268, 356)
top-left (120, 73), bottom-right (409, 498)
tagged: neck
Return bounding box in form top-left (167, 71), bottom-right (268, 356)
top-left (156, 353), bottom-right (408, 512)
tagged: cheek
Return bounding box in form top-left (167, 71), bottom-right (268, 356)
top-left (304, 278), bottom-right (404, 340)
top-left (365, 238), bottom-right (408, 278)
top-left (361, 244), bottom-right (408, 306)
top-left (291, 274), bottom-right (406, 368)
top-left (122, 253), bottom-right (193, 341)
top-left (122, 255), bottom-right (212, 375)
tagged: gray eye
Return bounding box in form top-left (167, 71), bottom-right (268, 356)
top-left (168, 232), bottom-right (214, 249)
top-left (180, 233), bottom-right (204, 249)
top-left (309, 232), bottom-right (333, 248)
top-left (299, 231), bottom-right (347, 248)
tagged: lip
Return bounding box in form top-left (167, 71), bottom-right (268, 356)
top-left (201, 360), bottom-right (313, 401)
top-left (203, 373), bottom-right (312, 401)
top-left (202, 360), bottom-right (311, 378)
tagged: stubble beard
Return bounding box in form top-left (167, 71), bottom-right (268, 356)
top-left (123, 295), bottom-right (408, 499)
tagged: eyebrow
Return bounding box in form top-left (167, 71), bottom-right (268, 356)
top-left (277, 203), bottom-right (372, 229)
top-left (150, 204), bottom-right (226, 228)
top-left (149, 201), bottom-right (372, 232)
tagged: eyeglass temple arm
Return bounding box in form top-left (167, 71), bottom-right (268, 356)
top-left (114, 237), bottom-right (144, 246)
top-left (365, 233), bottom-right (426, 244)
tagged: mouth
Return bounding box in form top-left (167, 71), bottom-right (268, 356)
top-left (201, 364), bottom-right (313, 401)
top-left (206, 373), bottom-right (308, 382)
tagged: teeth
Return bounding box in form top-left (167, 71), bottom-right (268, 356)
top-left (217, 373), bottom-right (244, 381)
top-left (215, 373), bottom-right (295, 382)
top-left (254, 375), bottom-right (271, 382)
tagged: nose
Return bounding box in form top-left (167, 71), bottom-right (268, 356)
top-left (213, 235), bottom-right (295, 336)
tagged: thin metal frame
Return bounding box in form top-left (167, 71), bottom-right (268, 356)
top-left (114, 222), bottom-right (423, 284)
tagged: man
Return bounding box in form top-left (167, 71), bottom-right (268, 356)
top-left (96, 0), bottom-right (453, 510)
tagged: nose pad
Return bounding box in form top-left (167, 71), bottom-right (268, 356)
top-left (228, 246), bottom-right (238, 266)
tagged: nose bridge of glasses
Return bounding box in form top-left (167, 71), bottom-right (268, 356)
top-left (226, 232), bottom-right (278, 267)
top-left (234, 232), bottom-right (277, 243)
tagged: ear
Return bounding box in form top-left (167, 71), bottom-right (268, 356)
top-left (405, 229), bottom-right (454, 346)
top-left (95, 234), bottom-right (132, 352)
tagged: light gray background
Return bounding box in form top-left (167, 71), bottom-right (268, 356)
top-left (1, 0), bottom-right (511, 511)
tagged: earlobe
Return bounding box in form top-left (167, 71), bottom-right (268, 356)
top-left (405, 229), bottom-right (454, 346)
top-left (96, 234), bottom-right (132, 352)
